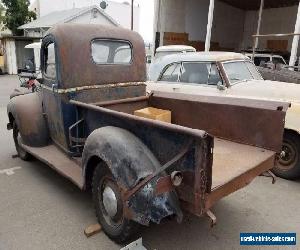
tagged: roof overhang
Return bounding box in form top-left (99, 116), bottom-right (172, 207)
top-left (219, 0), bottom-right (299, 10)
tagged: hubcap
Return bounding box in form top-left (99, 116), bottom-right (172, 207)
top-left (278, 141), bottom-right (297, 170)
top-left (102, 186), bottom-right (118, 218)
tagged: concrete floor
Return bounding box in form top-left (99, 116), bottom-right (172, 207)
top-left (0, 75), bottom-right (299, 250)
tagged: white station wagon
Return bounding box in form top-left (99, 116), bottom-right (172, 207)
top-left (147, 52), bottom-right (300, 180)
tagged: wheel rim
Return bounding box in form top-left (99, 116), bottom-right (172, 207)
top-left (99, 178), bottom-right (123, 227)
top-left (278, 141), bottom-right (298, 171)
top-left (102, 186), bottom-right (118, 218)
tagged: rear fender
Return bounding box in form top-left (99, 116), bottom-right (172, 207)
top-left (82, 126), bottom-right (182, 225)
top-left (7, 92), bottom-right (49, 147)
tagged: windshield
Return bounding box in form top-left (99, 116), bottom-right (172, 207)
top-left (222, 61), bottom-right (263, 84)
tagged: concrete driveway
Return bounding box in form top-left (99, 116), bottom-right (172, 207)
top-left (0, 75), bottom-right (299, 250)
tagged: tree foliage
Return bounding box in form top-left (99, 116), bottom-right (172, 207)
top-left (2, 0), bottom-right (36, 35)
top-left (0, 2), bottom-right (5, 25)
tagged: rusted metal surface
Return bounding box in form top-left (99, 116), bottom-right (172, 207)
top-left (7, 92), bottom-right (49, 147)
top-left (205, 153), bottom-right (275, 210)
top-left (122, 140), bottom-right (192, 202)
top-left (19, 143), bottom-right (84, 188)
top-left (92, 96), bottom-right (149, 107)
top-left (149, 91), bottom-right (289, 152)
top-left (42, 24), bottom-right (147, 89)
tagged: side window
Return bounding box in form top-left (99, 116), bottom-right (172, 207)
top-left (207, 64), bottom-right (222, 85)
top-left (91, 40), bottom-right (132, 64)
top-left (159, 63), bottom-right (181, 82)
top-left (44, 42), bottom-right (56, 79)
top-left (254, 57), bottom-right (270, 66)
top-left (181, 62), bottom-right (219, 85)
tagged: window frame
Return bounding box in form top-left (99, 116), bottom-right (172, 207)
top-left (158, 62), bottom-right (182, 82)
top-left (159, 61), bottom-right (224, 88)
top-left (90, 38), bottom-right (133, 65)
top-left (221, 59), bottom-right (263, 85)
top-left (42, 41), bottom-right (57, 81)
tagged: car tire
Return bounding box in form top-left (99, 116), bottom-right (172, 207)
top-left (92, 163), bottom-right (140, 244)
top-left (272, 132), bottom-right (300, 180)
top-left (13, 122), bottom-right (32, 161)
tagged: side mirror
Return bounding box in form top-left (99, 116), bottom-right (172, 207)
top-left (217, 82), bottom-right (226, 91)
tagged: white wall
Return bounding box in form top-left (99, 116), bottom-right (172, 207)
top-left (155, 0), bottom-right (186, 33)
top-left (31, 0), bottom-right (140, 32)
top-left (4, 39), bottom-right (17, 74)
top-left (156, 0), bottom-right (246, 50)
top-left (70, 9), bottom-right (117, 26)
top-left (242, 5), bottom-right (298, 50)
top-left (185, 0), bottom-right (209, 41)
top-left (212, 1), bottom-right (245, 50)
top-left (154, 0), bottom-right (299, 52)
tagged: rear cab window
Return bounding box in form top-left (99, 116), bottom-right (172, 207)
top-left (43, 42), bottom-right (56, 79)
top-left (91, 40), bottom-right (132, 64)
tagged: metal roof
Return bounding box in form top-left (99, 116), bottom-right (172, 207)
top-left (156, 45), bottom-right (196, 52)
top-left (155, 52), bottom-right (248, 63)
top-left (219, 0), bottom-right (299, 10)
top-left (19, 5), bottom-right (119, 30)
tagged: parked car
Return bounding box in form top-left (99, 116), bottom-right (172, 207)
top-left (7, 25), bottom-right (289, 243)
top-left (245, 53), bottom-right (287, 66)
top-left (147, 51), bottom-right (300, 180)
top-left (244, 52), bottom-right (300, 84)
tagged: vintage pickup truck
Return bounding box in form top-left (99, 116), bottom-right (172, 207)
top-left (7, 24), bottom-right (289, 243)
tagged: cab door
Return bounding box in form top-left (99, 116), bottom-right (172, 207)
top-left (40, 38), bottom-right (69, 150)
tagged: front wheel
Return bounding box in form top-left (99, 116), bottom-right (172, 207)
top-left (92, 163), bottom-right (139, 243)
top-left (272, 133), bottom-right (300, 180)
top-left (13, 122), bottom-right (31, 161)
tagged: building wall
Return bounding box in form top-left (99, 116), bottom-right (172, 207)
top-left (242, 6), bottom-right (298, 51)
top-left (69, 10), bottom-right (117, 25)
top-left (31, 0), bottom-right (140, 32)
top-left (3, 39), bottom-right (17, 74)
top-left (185, 0), bottom-right (209, 41)
top-left (154, 0), bottom-right (299, 53)
top-left (212, 1), bottom-right (245, 50)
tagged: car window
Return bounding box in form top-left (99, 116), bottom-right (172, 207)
top-left (180, 62), bottom-right (222, 86)
top-left (246, 61), bottom-right (263, 80)
top-left (207, 64), bottom-right (223, 85)
top-left (273, 57), bottom-right (286, 65)
top-left (91, 40), bottom-right (132, 64)
top-left (254, 56), bottom-right (270, 66)
top-left (159, 63), bottom-right (181, 82)
top-left (44, 42), bottom-right (56, 79)
top-left (223, 61), bottom-right (256, 84)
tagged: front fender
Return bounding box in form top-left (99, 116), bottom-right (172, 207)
top-left (82, 126), bottom-right (182, 225)
top-left (7, 92), bottom-right (49, 147)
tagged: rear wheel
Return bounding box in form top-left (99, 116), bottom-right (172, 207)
top-left (92, 163), bottom-right (139, 243)
top-left (273, 132), bottom-right (300, 180)
top-left (13, 122), bottom-right (31, 161)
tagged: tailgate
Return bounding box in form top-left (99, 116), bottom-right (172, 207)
top-left (205, 138), bottom-right (275, 210)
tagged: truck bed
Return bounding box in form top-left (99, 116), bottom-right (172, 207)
top-left (205, 138), bottom-right (275, 210)
top-left (212, 138), bottom-right (274, 190)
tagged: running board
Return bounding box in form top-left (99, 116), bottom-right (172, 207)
top-left (20, 143), bottom-right (84, 189)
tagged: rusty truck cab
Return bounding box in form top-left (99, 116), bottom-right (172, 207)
top-left (40, 24), bottom-right (147, 155)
